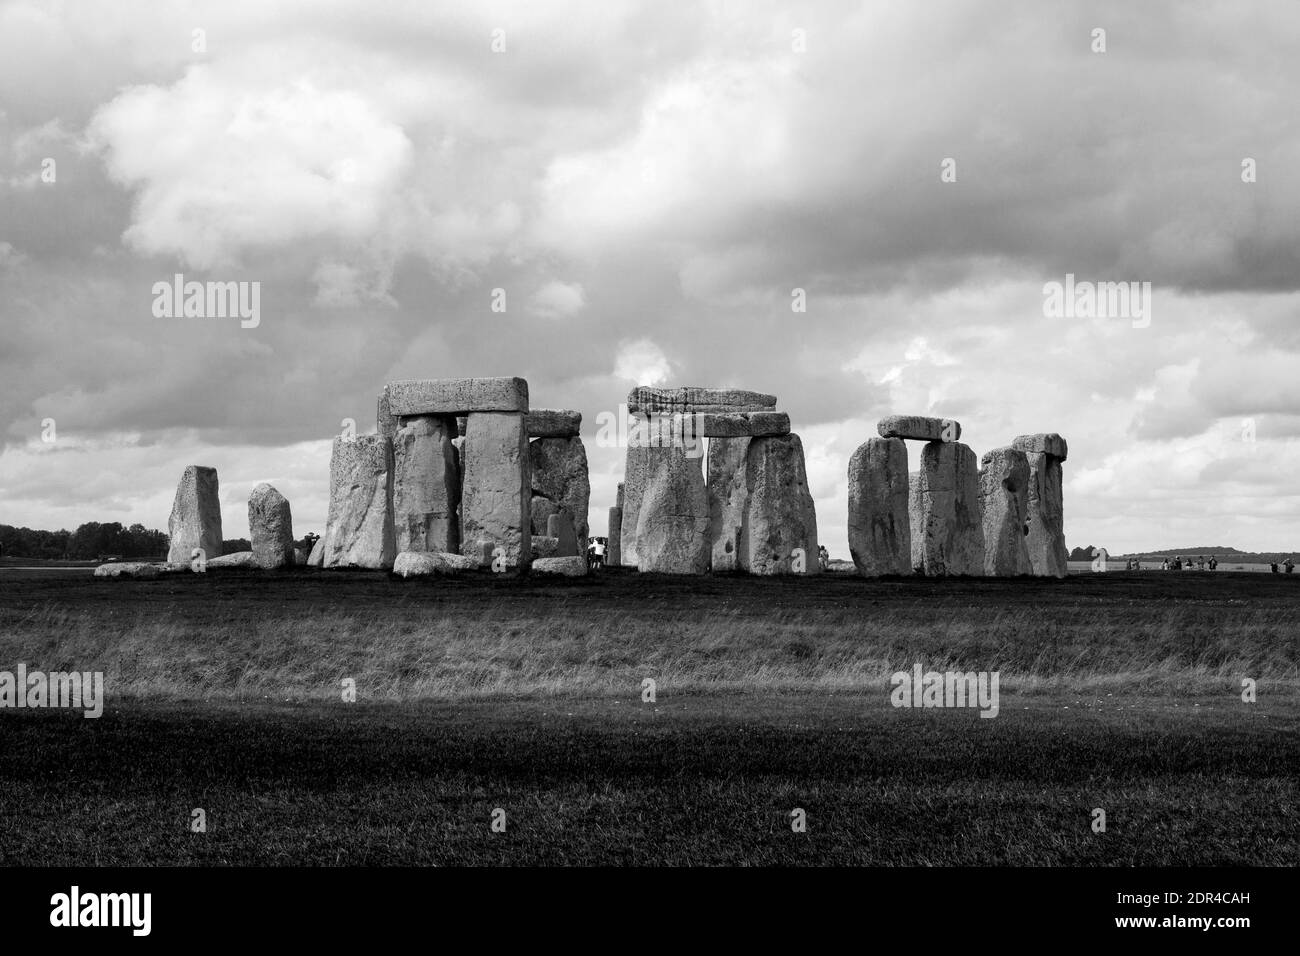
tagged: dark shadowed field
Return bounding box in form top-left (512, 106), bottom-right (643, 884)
top-left (0, 568), bottom-right (1296, 865)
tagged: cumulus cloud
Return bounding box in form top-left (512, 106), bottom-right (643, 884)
top-left (528, 279), bottom-right (585, 318)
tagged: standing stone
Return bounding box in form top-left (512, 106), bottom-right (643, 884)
top-left (635, 447), bottom-right (710, 573)
top-left (707, 436), bottom-right (751, 571)
top-left (322, 435), bottom-right (396, 569)
top-left (914, 441), bottom-right (984, 576)
top-left (607, 506), bottom-right (622, 565)
top-left (979, 447), bottom-right (1033, 576)
top-left (619, 443), bottom-right (652, 567)
top-left (530, 496), bottom-right (559, 536)
top-left (908, 473), bottom-right (924, 572)
top-left (460, 412), bottom-right (530, 569)
top-left (248, 483), bottom-right (294, 569)
top-left (546, 511), bottom-right (578, 556)
top-left (529, 436), bottom-right (590, 547)
top-left (307, 537), bottom-right (325, 567)
top-left (167, 466), bottom-right (223, 564)
top-left (393, 415), bottom-right (460, 554)
top-left (377, 391), bottom-right (398, 441)
top-left (1013, 434), bottom-right (1069, 578)
top-left (847, 437), bottom-right (911, 576)
top-left (738, 434), bottom-right (819, 575)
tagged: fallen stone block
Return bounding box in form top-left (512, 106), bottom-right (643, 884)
top-left (393, 550), bottom-right (478, 577)
top-left (207, 551), bottom-right (259, 568)
top-left (386, 377), bottom-right (529, 416)
top-left (531, 556), bottom-right (589, 577)
top-left (877, 415), bottom-right (961, 443)
top-left (93, 562), bottom-right (160, 579)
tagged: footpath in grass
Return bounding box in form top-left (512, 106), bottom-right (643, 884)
top-left (0, 691), bottom-right (1294, 866)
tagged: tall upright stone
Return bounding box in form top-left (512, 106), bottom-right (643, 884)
top-left (393, 415), bottom-right (460, 554)
top-left (635, 447), bottom-right (710, 574)
top-left (1013, 434), bottom-right (1069, 578)
top-left (167, 465), bottom-right (223, 564)
top-left (546, 510), bottom-right (578, 557)
top-left (619, 443), bottom-right (653, 566)
top-left (707, 436), bottom-right (751, 572)
top-left (738, 434), bottom-right (819, 575)
top-left (248, 482), bottom-right (294, 569)
top-left (461, 412), bottom-right (530, 569)
top-left (847, 437), bottom-right (911, 576)
top-left (323, 435), bottom-right (396, 569)
top-left (914, 441), bottom-right (984, 576)
top-left (979, 447), bottom-right (1033, 576)
top-left (908, 473), bottom-right (924, 572)
top-left (607, 482), bottom-right (623, 566)
top-left (529, 436), bottom-right (589, 549)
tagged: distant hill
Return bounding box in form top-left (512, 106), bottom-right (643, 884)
top-left (1069, 545), bottom-right (1296, 563)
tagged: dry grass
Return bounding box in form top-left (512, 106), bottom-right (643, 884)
top-left (3, 597), bottom-right (1297, 701)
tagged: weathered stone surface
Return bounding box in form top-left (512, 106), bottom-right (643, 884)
top-left (847, 437), bottom-right (911, 576)
top-left (622, 445), bottom-right (703, 567)
top-left (207, 551), bottom-right (259, 568)
top-left (1012, 433), bottom-right (1068, 462)
top-left (914, 441), bottom-right (984, 576)
top-left (530, 495), bottom-right (559, 536)
top-left (293, 548), bottom-right (307, 565)
top-left (529, 436), bottom-right (589, 547)
top-left (707, 436), bottom-right (751, 572)
top-left (615, 482), bottom-right (624, 509)
top-left (377, 391), bottom-right (398, 440)
top-left (635, 447), bottom-right (710, 574)
top-left (530, 535), bottom-right (559, 559)
top-left (979, 447), bottom-right (1033, 576)
top-left (607, 506), bottom-right (622, 565)
top-left (738, 434), bottom-right (820, 575)
top-left (307, 537), bottom-right (325, 567)
top-left (1020, 446), bottom-right (1069, 578)
top-left (248, 483), bottom-right (294, 569)
top-left (531, 556), bottom-right (589, 577)
top-left (167, 465), bottom-right (223, 564)
top-left (747, 412), bottom-right (792, 437)
top-left (909, 473), bottom-right (924, 571)
top-left (322, 435), bottom-right (396, 569)
top-left (696, 412), bottom-right (791, 438)
top-left (386, 377), bottom-right (528, 416)
top-left (393, 550), bottom-right (477, 577)
top-left (94, 562), bottom-right (160, 578)
top-left (546, 511), bottom-right (578, 556)
top-left (526, 409), bottom-right (581, 438)
top-left (627, 386), bottom-right (777, 413)
top-left (393, 415), bottom-right (460, 554)
top-left (460, 412), bottom-right (530, 568)
top-left (877, 415), bottom-right (961, 443)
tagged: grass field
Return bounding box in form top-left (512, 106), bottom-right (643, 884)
top-left (0, 567), bottom-right (1296, 865)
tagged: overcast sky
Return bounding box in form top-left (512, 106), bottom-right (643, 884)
top-left (2, 0), bottom-right (1299, 554)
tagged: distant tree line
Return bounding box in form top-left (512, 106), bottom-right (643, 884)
top-left (0, 522), bottom-right (169, 560)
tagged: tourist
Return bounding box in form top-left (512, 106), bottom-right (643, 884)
top-left (1209, 556), bottom-right (1217, 571)
top-left (1286, 558), bottom-right (1295, 574)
